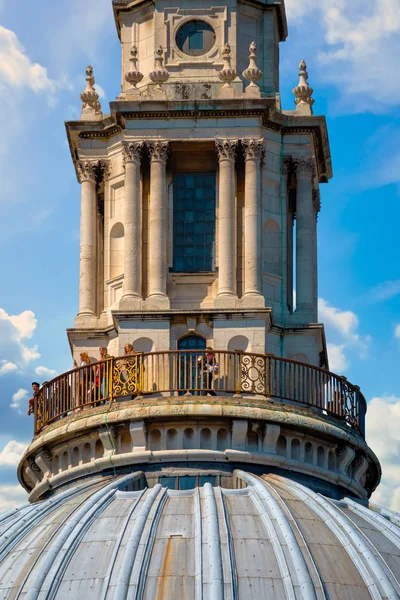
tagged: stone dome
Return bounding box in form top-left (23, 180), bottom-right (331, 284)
top-left (1, 470), bottom-right (399, 599)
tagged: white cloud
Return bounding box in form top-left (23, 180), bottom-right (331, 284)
top-left (327, 343), bottom-right (348, 373)
top-left (0, 440), bottom-right (28, 466)
top-left (395, 325), bottom-right (400, 338)
top-left (35, 366), bottom-right (57, 378)
top-left (368, 279), bottom-right (400, 303)
top-left (0, 307), bottom-right (40, 369)
top-left (0, 485), bottom-right (28, 513)
top-left (0, 26), bottom-right (57, 96)
top-left (319, 298), bottom-right (370, 371)
top-left (285, 0), bottom-right (400, 112)
top-left (0, 360), bottom-right (17, 375)
top-left (10, 388), bottom-right (28, 411)
top-left (367, 395), bottom-right (400, 512)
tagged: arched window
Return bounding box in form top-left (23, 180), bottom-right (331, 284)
top-left (110, 222), bottom-right (124, 278)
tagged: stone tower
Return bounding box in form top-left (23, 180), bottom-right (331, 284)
top-left (11, 5), bottom-right (396, 598)
top-left (66, 0), bottom-right (331, 368)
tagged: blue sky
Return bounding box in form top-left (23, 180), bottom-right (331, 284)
top-left (0, 0), bottom-right (399, 511)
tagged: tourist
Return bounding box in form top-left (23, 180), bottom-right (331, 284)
top-left (96, 346), bottom-right (112, 401)
top-left (198, 347), bottom-right (218, 396)
top-left (27, 381), bottom-right (40, 416)
top-left (73, 352), bottom-right (91, 408)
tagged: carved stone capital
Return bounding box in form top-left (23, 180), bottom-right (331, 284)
top-left (147, 140), bottom-right (170, 163)
top-left (312, 188), bottom-right (321, 213)
top-left (215, 139), bottom-right (238, 161)
top-left (77, 159), bottom-right (111, 184)
top-left (242, 138), bottom-right (264, 161)
top-left (122, 141), bottom-right (143, 165)
top-left (294, 157), bottom-right (316, 177)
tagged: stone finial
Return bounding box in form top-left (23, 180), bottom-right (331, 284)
top-left (80, 65), bottom-right (103, 121)
top-left (242, 42), bottom-right (262, 96)
top-left (125, 45), bottom-right (143, 95)
top-left (292, 60), bottom-right (314, 115)
top-left (149, 46), bottom-right (170, 90)
top-left (218, 44), bottom-right (237, 89)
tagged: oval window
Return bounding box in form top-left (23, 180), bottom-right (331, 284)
top-left (176, 20), bottom-right (215, 56)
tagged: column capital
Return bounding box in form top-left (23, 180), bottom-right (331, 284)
top-left (242, 138), bottom-right (264, 161)
top-left (293, 156), bottom-right (316, 177)
top-left (147, 140), bottom-right (170, 163)
top-left (122, 141), bottom-right (144, 165)
top-left (77, 159), bottom-right (111, 184)
top-left (215, 139), bottom-right (238, 161)
top-left (312, 188), bottom-right (321, 213)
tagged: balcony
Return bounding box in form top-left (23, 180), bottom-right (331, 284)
top-left (33, 351), bottom-right (367, 437)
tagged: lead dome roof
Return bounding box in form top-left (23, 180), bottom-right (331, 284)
top-left (1, 470), bottom-right (399, 599)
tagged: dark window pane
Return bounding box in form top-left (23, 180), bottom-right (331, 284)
top-left (179, 476), bottom-right (197, 490)
top-left (199, 476), bottom-right (216, 487)
top-left (159, 477), bottom-right (177, 489)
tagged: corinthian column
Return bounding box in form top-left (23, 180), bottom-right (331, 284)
top-left (147, 140), bottom-right (170, 308)
top-left (242, 139), bottom-right (265, 307)
top-left (76, 160), bottom-right (105, 321)
top-left (120, 142), bottom-right (143, 308)
top-left (215, 139), bottom-right (238, 305)
top-left (295, 157), bottom-right (315, 314)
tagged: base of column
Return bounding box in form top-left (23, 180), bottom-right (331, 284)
top-left (119, 295), bottom-right (143, 310)
top-left (144, 294), bottom-right (170, 310)
top-left (239, 293), bottom-right (265, 308)
top-left (74, 312), bottom-right (98, 328)
top-left (214, 294), bottom-right (239, 309)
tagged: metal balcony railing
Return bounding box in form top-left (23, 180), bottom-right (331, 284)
top-left (33, 351), bottom-right (367, 437)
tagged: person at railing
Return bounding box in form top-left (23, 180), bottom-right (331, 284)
top-left (197, 347), bottom-right (218, 396)
top-left (95, 346), bottom-right (113, 402)
top-left (27, 381), bottom-right (40, 416)
top-left (73, 352), bottom-right (91, 408)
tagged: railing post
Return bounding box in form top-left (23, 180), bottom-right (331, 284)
top-left (34, 392), bottom-right (38, 435)
top-left (110, 356), bottom-right (114, 403)
top-left (234, 351), bottom-right (243, 395)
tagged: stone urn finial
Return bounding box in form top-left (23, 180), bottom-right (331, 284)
top-left (218, 44), bottom-right (237, 89)
top-left (125, 45), bottom-right (143, 95)
top-left (149, 45), bottom-right (170, 90)
top-left (242, 42), bottom-right (262, 95)
top-left (292, 60), bottom-right (314, 115)
top-left (80, 65), bottom-right (103, 121)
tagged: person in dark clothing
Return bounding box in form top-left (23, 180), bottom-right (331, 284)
top-left (198, 347), bottom-right (218, 396)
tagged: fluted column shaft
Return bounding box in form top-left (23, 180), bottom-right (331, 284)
top-left (216, 140), bottom-right (237, 297)
top-left (77, 161), bottom-right (99, 316)
top-left (148, 141), bottom-right (169, 299)
top-left (243, 139), bottom-right (264, 297)
top-left (122, 142), bottom-right (142, 301)
top-left (295, 158), bottom-right (315, 312)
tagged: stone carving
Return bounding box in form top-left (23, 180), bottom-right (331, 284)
top-left (242, 42), bottom-right (262, 94)
top-left (122, 141), bottom-right (143, 164)
top-left (217, 44), bottom-right (237, 88)
top-left (125, 45), bottom-right (143, 94)
top-left (80, 65), bottom-right (103, 121)
top-left (294, 156), bottom-right (316, 177)
top-left (242, 138), bottom-right (264, 161)
top-left (147, 140), bottom-right (170, 162)
top-left (77, 160), bottom-right (111, 184)
top-left (292, 60), bottom-right (314, 115)
top-left (215, 139), bottom-right (238, 161)
top-left (149, 46), bottom-right (170, 90)
top-left (312, 188), bottom-right (321, 213)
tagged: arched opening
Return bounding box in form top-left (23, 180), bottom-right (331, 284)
top-left (82, 443), bottom-right (92, 464)
top-left (183, 428), bottom-right (196, 450)
top-left (178, 335), bottom-right (206, 393)
top-left (200, 428), bottom-right (212, 449)
top-left (110, 222), bottom-right (124, 278)
top-left (61, 451), bottom-right (68, 470)
top-left (217, 429), bottom-right (229, 451)
top-left (120, 432), bottom-right (131, 454)
top-left (149, 429), bottom-right (162, 451)
top-left (263, 219), bottom-right (280, 275)
top-left (53, 455), bottom-right (59, 474)
top-left (166, 429), bottom-right (178, 450)
top-left (95, 439), bottom-right (103, 459)
top-left (71, 447), bottom-right (80, 467)
top-left (304, 442), bottom-right (313, 464)
top-left (328, 450), bottom-right (336, 471)
top-left (247, 431), bottom-right (259, 452)
top-left (317, 446), bottom-right (325, 468)
top-left (277, 436), bottom-right (287, 457)
top-left (291, 439), bottom-right (301, 461)
top-left (227, 335), bottom-right (249, 352)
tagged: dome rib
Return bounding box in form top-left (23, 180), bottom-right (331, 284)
top-left (236, 470), bottom-right (317, 600)
top-left (24, 473), bottom-right (139, 600)
top-left (272, 476), bottom-right (400, 600)
top-left (203, 483), bottom-right (224, 600)
top-left (345, 497), bottom-right (400, 552)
